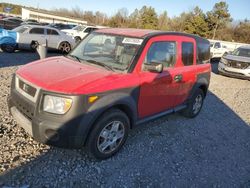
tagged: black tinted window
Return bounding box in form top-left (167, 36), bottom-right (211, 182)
top-left (197, 39), bottom-right (210, 64)
top-left (29, 28), bottom-right (44, 34)
top-left (214, 42), bottom-right (221, 48)
top-left (47, 29), bottom-right (59, 35)
top-left (85, 27), bottom-right (96, 33)
top-left (144, 41), bottom-right (176, 68)
top-left (9, 18), bottom-right (22, 23)
top-left (182, 42), bottom-right (194, 66)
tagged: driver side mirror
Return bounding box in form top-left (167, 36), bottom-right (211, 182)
top-left (144, 62), bottom-right (163, 73)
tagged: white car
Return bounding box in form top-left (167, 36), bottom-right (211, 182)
top-left (12, 25), bottom-right (76, 53)
top-left (218, 45), bottom-right (250, 80)
top-left (62, 25), bottom-right (106, 43)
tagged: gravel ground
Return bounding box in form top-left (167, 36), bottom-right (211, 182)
top-left (0, 51), bottom-right (250, 187)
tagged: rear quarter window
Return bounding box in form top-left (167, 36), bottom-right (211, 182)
top-left (197, 39), bottom-right (210, 64)
top-left (182, 42), bottom-right (194, 66)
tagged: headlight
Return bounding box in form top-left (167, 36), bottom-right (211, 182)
top-left (43, 95), bottom-right (72, 114)
top-left (220, 57), bottom-right (228, 65)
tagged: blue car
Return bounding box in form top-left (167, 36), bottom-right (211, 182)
top-left (0, 28), bottom-right (17, 52)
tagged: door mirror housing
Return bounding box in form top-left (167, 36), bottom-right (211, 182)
top-left (144, 62), bottom-right (163, 73)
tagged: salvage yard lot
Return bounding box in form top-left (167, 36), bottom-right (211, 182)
top-left (0, 51), bottom-right (250, 187)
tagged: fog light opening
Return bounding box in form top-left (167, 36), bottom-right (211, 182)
top-left (45, 129), bottom-right (59, 141)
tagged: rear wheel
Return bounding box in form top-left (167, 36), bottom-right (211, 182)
top-left (58, 41), bottom-right (71, 53)
top-left (1, 44), bottom-right (16, 53)
top-left (86, 109), bottom-right (129, 159)
top-left (181, 88), bottom-right (204, 118)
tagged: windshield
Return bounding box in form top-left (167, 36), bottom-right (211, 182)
top-left (12, 25), bottom-right (30, 33)
top-left (72, 25), bottom-right (86, 31)
top-left (69, 33), bottom-right (143, 71)
top-left (232, 47), bottom-right (250, 58)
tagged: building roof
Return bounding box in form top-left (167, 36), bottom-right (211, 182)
top-left (22, 7), bottom-right (86, 23)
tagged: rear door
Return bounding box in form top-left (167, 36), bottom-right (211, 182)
top-left (173, 39), bottom-right (197, 105)
top-left (46, 28), bottom-right (60, 49)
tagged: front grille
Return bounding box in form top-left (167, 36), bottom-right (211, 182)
top-left (227, 61), bottom-right (249, 69)
top-left (12, 91), bottom-right (35, 120)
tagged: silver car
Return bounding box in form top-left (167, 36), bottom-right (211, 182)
top-left (12, 25), bottom-right (76, 53)
top-left (218, 45), bottom-right (250, 80)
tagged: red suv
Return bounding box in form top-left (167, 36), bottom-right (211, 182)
top-left (8, 28), bottom-right (211, 159)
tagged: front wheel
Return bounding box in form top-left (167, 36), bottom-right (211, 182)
top-left (86, 109), bottom-right (130, 159)
top-left (58, 41), bottom-right (71, 53)
top-left (181, 88), bottom-right (204, 118)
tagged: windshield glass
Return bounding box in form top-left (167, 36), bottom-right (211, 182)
top-left (69, 33), bottom-right (143, 71)
top-left (232, 47), bottom-right (250, 58)
top-left (72, 25), bottom-right (86, 31)
top-left (12, 25), bottom-right (30, 33)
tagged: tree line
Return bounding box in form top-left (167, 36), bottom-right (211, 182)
top-left (1, 2), bottom-right (250, 43)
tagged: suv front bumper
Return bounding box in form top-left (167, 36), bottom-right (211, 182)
top-left (8, 85), bottom-right (94, 148)
top-left (218, 62), bottom-right (250, 80)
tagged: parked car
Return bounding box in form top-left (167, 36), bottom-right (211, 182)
top-left (0, 28), bottom-right (17, 52)
top-left (0, 17), bottom-right (23, 30)
top-left (218, 45), bottom-right (250, 80)
top-left (62, 25), bottom-right (105, 43)
top-left (48, 23), bottom-right (77, 30)
top-left (5, 25), bottom-right (76, 53)
top-left (8, 28), bottom-right (211, 159)
top-left (209, 39), bottom-right (248, 59)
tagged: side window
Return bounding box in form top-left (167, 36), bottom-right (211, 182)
top-left (144, 41), bottom-right (176, 68)
top-left (47, 29), bottom-right (59, 35)
top-left (214, 42), bottom-right (221, 48)
top-left (29, 28), bottom-right (44, 34)
top-left (84, 27), bottom-right (92, 33)
top-left (182, 42), bottom-right (194, 66)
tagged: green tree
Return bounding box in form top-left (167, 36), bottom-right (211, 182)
top-left (158, 11), bottom-right (169, 30)
top-left (184, 7), bottom-right (209, 37)
top-left (206, 1), bottom-right (232, 39)
top-left (139, 6), bottom-right (158, 29)
top-left (128, 8), bottom-right (140, 28)
top-left (233, 20), bottom-right (250, 43)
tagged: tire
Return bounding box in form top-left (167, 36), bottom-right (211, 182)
top-left (58, 41), bottom-right (71, 53)
top-left (1, 44), bottom-right (16, 53)
top-left (74, 36), bottom-right (81, 43)
top-left (181, 88), bottom-right (204, 118)
top-left (86, 109), bottom-right (130, 160)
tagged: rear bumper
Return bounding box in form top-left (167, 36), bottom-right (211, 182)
top-left (218, 62), bottom-right (250, 80)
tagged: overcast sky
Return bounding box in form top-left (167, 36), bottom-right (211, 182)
top-left (3, 0), bottom-right (250, 20)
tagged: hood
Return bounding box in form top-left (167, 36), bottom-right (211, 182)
top-left (224, 54), bottom-right (250, 63)
top-left (16, 56), bottom-right (115, 94)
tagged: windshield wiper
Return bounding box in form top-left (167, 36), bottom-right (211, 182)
top-left (66, 54), bottom-right (82, 63)
top-left (85, 59), bottom-right (114, 71)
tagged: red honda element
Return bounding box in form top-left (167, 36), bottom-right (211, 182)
top-left (8, 28), bottom-right (211, 159)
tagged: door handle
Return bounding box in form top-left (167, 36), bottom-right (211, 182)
top-left (174, 74), bottom-right (183, 82)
